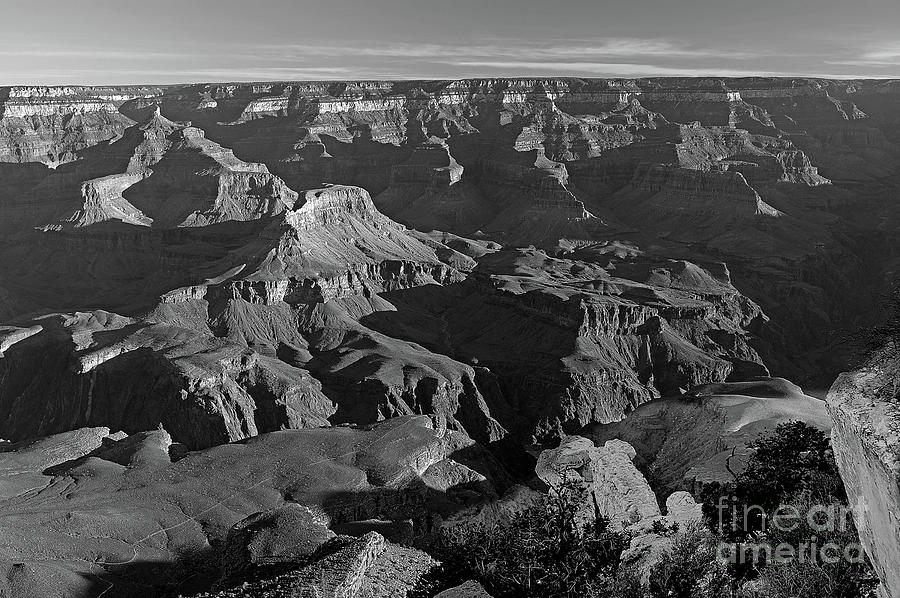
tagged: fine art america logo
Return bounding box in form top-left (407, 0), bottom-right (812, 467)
top-left (713, 496), bottom-right (869, 564)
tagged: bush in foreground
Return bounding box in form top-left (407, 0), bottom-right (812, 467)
top-left (648, 522), bottom-right (734, 598)
top-left (430, 479), bottom-right (633, 598)
top-left (419, 422), bottom-right (877, 597)
top-left (700, 421), bottom-right (877, 597)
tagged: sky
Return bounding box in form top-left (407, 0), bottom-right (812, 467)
top-left (0, 0), bottom-right (898, 85)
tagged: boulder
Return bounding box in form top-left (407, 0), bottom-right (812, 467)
top-left (665, 491), bottom-right (704, 527)
top-left (535, 436), bottom-right (660, 528)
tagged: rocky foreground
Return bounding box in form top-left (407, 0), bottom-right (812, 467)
top-left (1, 77), bottom-right (900, 596)
top-left (0, 413), bottom-right (710, 597)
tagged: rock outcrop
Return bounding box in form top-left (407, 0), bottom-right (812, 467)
top-left (827, 350), bottom-right (900, 598)
top-left (528, 434), bottom-right (705, 583)
top-left (536, 435), bottom-right (660, 528)
top-left (194, 531), bottom-right (440, 598)
top-left (0, 311), bottom-right (334, 448)
top-left (363, 245), bottom-right (768, 438)
top-left (0, 416), bottom-right (495, 597)
top-left (0, 181), bottom-right (505, 446)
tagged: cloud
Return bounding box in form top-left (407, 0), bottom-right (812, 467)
top-left (443, 60), bottom-right (787, 78)
top-left (516, 40), bottom-right (759, 60)
top-left (0, 48), bottom-right (193, 59)
top-left (262, 38), bottom-right (761, 61)
top-left (861, 42), bottom-right (900, 62)
top-left (827, 41), bottom-right (900, 67)
top-left (0, 66), bottom-right (378, 86)
top-left (179, 67), bottom-right (360, 79)
top-left (4, 37), bottom-right (892, 85)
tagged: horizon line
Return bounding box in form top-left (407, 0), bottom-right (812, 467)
top-left (2, 74), bottom-right (900, 88)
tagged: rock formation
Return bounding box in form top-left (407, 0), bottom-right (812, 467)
top-left (1, 78), bottom-right (896, 427)
top-left (520, 434), bottom-right (705, 584)
top-left (1, 77), bottom-right (900, 596)
top-left (192, 531), bottom-right (441, 598)
top-left (828, 349), bottom-right (900, 598)
top-left (536, 435), bottom-right (661, 528)
top-left (0, 416), bottom-right (494, 597)
top-left (219, 503), bottom-right (336, 586)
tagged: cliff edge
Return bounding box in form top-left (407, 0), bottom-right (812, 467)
top-left (827, 347), bottom-right (900, 598)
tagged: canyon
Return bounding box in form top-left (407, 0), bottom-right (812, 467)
top-left (1, 77), bottom-right (900, 597)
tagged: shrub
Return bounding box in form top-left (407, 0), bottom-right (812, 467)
top-left (648, 522), bottom-right (735, 598)
top-left (702, 421), bottom-right (845, 542)
top-left (750, 559), bottom-right (877, 598)
top-left (698, 421), bottom-right (877, 596)
top-left (752, 493), bottom-right (879, 598)
top-left (651, 518), bottom-right (679, 537)
top-left (432, 479), bottom-right (629, 598)
top-left (605, 564), bottom-right (645, 598)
